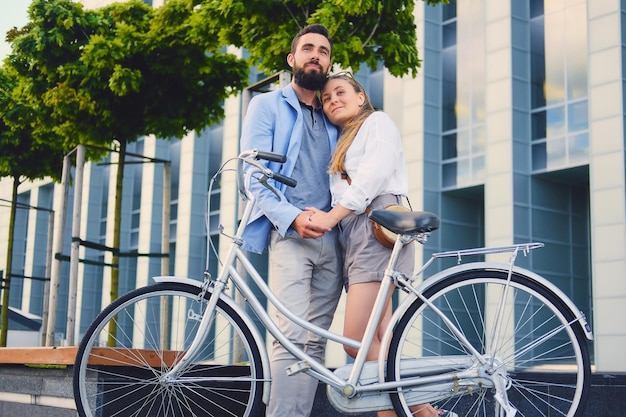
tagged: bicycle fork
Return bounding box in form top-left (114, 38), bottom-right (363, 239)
top-left (160, 279), bottom-right (225, 383)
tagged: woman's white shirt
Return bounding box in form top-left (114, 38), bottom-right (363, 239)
top-left (330, 111), bottom-right (408, 214)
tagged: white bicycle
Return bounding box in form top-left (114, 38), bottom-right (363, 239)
top-left (73, 149), bottom-right (592, 417)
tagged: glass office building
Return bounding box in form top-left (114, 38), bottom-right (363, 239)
top-left (0, 0), bottom-right (623, 372)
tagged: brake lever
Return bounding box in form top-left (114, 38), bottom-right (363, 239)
top-left (259, 174), bottom-right (281, 201)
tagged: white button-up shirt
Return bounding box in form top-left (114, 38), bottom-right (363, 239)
top-left (330, 111), bottom-right (409, 214)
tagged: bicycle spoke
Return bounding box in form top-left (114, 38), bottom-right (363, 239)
top-left (74, 283), bottom-right (264, 417)
top-left (387, 269), bottom-right (590, 417)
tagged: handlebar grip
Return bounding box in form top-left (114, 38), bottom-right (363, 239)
top-left (271, 172), bottom-right (297, 188)
top-left (256, 150), bottom-right (287, 163)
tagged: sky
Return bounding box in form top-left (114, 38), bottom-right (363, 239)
top-left (1, 0), bottom-right (30, 60)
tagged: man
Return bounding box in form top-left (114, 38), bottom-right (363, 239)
top-left (239, 24), bottom-right (344, 417)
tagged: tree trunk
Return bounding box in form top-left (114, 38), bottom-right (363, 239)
top-left (107, 139), bottom-right (126, 346)
top-left (0, 175), bottom-right (20, 347)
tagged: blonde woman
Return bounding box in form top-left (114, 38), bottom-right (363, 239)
top-left (308, 72), bottom-right (455, 417)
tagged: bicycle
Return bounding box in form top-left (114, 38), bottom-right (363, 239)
top-left (73, 149), bottom-right (592, 417)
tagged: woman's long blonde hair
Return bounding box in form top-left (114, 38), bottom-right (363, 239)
top-left (326, 73), bottom-right (376, 175)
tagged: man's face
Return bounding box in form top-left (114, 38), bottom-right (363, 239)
top-left (287, 33), bottom-right (332, 91)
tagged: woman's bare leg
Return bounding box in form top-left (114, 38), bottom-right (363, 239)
top-left (343, 282), bottom-right (391, 360)
top-left (344, 283), bottom-right (440, 417)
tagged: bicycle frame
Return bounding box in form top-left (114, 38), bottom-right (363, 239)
top-left (161, 156), bottom-right (372, 391)
top-left (155, 152), bottom-right (592, 414)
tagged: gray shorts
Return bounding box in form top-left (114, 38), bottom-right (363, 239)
top-left (339, 194), bottom-right (415, 286)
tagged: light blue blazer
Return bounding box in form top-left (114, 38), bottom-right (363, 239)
top-left (240, 84), bottom-right (338, 253)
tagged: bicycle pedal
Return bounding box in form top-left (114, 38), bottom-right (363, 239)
top-left (286, 361), bottom-right (310, 376)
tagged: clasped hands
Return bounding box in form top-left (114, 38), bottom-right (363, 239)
top-left (292, 207), bottom-right (338, 238)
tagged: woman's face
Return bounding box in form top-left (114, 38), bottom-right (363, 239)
top-left (321, 78), bottom-right (365, 128)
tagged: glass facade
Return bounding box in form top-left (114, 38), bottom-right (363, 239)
top-left (529, 0), bottom-right (592, 340)
top-left (422, 0), bottom-right (593, 360)
top-left (530, 0), bottom-right (589, 172)
top-left (437, 0), bottom-right (485, 262)
top-left (441, 0), bottom-right (486, 190)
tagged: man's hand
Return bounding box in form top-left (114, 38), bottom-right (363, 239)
top-left (291, 209), bottom-right (332, 238)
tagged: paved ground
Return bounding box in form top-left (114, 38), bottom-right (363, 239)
top-left (311, 373), bottom-right (626, 417)
top-left (0, 359), bottom-right (623, 416)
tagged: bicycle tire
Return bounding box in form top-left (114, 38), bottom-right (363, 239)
top-left (73, 282), bottom-right (265, 417)
top-left (387, 269), bottom-right (590, 417)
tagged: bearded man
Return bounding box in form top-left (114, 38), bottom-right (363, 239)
top-left (239, 24), bottom-right (344, 417)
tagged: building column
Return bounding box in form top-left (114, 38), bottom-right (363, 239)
top-left (587, 1), bottom-right (626, 372)
top-left (135, 136), bottom-right (161, 289)
top-left (173, 131), bottom-right (209, 279)
top-left (484, 0), bottom-right (516, 250)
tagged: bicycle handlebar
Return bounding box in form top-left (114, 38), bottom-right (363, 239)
top-left (254, 151), bottom-right (297, 186)
top-left (255, 150), bottom-right (287, 163)
top-left (270, 171), bottom-right (297, 187)
top-left (243, 149), bottom-right (297, 188)
top-left (237, 149), bottom-right (297, 201)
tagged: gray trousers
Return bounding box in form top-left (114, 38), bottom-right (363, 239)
top-left (265, 229), bottom-right (344, 417)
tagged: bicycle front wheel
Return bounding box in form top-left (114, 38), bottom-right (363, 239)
top-left (73, 282), bottom-right (265, 417)
top-left (387, 269), bottom-right (590, 417)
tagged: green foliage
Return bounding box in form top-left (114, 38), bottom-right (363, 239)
top-left (5, 0), bottom-right (249, 158)
top-left (198, 0), bottom-right (448, 78)
top-left (0, 67), bottom-right (64, 182)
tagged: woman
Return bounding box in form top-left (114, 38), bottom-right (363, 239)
top-left (308, 72), bottom-right (454, 417)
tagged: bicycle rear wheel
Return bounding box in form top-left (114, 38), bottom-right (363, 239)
top-left (387, 269), bottom-right (590, 417)
top-left (73, 282), bottom-right (264, 417)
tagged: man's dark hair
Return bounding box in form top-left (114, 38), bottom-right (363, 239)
top-left (290, 24), bottom-right (333, 55)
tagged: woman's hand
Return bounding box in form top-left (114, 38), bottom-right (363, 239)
top-left (306, 205), bottom-right (353, 231)
top-left (306, 208), bottom-right (338, 231)
top-left (291, 209), bottom-right (331, 238)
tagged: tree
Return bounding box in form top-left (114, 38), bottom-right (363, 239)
top-left (195, 0), bottom-right (448, 77)
top-left (5, 0), bottom-right (249, 342)
top-left (0, 67), bottom-right (65, 346)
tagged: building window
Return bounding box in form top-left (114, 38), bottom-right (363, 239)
top-left (441, 0), bottom-right (485, 190)
top-left (530, 0), bottom-right (589, 172)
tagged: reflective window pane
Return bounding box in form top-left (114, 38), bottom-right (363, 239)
top-left (547, 137), bottom-right (566, 168)
top-left (544, 11), bottom-right (566, 105)
top-left (532, 142), bottom-right (547, 171)
top-left (530, 0), bottom-right (544, 18)
top-left (530, 16), bottom-right (546, 109)
top-left (568, 133), bottom-right (589, 164)
top-left (472, 126), bottom-right (485, 153)
top-left (532, 111), bottom-right (547, 140)
top-left (443, 21), bottom-right (457, 48)
top-left (456, 158), bottom-right (471, 185)
top-left (546, 106), bottom-right (565, 139)
top-left (566, 4), bottom-right (588, 100)
top-left (473, 155), bottom-right (485, 182)
top-left (442, 47), bottom-right (457, 132)
top-left (443, 0), bottom-right (457, 21)
top-left (457, 129), bottom-right (471, 157)
top-left (442, 162), bottom-right (457, 188)
top-left (443, 133), bottom-right (458, 159)
top-left (568, 100), bottom-right (588, 132)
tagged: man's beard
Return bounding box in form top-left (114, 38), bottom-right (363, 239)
top-left (293, 66), bottom-right (328, 90)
